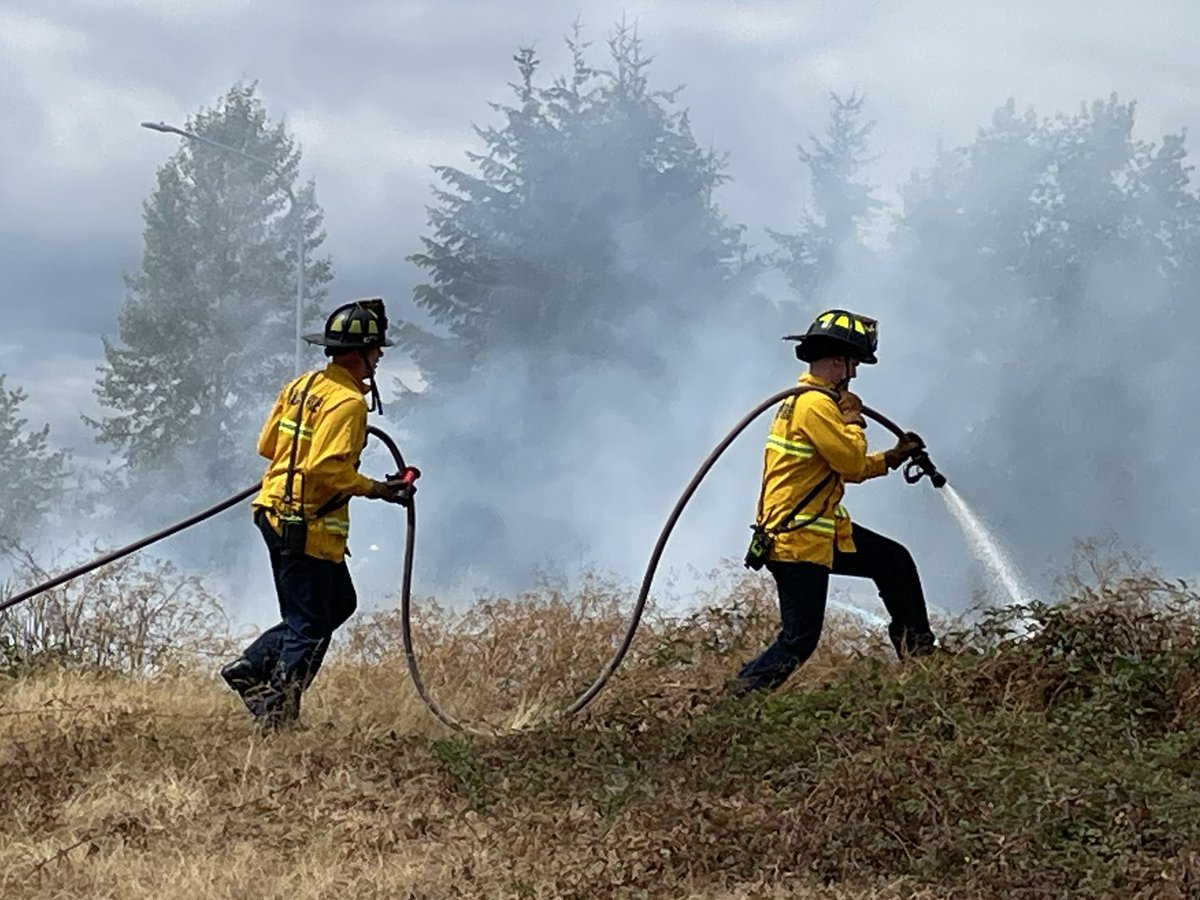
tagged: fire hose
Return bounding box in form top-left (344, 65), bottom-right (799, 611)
top-left (1, 389), bottom-right (944, 736)
top-left (0, 425), bottom-right (403, 616)
top-left (554, 386), bottom-right (944, 720)
top-left (399, 386), bottom-right (943, 733)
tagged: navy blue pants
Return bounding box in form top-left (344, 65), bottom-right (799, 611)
top-left (241, 511), bottom-right (357, 714)
top-left (737, 523), bottom-right (934, 693)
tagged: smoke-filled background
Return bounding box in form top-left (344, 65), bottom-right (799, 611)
top-left (2, 1), bottom-right (1199, 629)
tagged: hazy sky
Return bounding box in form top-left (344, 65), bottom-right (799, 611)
top-left (3, 1), bottom-right (1198, 618)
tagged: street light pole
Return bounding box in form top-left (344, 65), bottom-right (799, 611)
top-left (140, 121), bottom-right (307, 376)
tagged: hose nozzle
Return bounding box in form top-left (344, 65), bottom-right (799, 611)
top-left (904, 449), bottom-right (947, 489)
top-left (900, 431), bottom-right (946, 489)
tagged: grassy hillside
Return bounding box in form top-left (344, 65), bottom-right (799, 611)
top-left (1, 556), bottom-right (1198, 899)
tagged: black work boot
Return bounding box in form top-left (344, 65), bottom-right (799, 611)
top-left (252, 665), bottom-right (305, 733)
top-left (220, 656), bottom-right (269, 715)
top-left (888, 624), bottom-right (937, 659)
top-left (723, 675), bottom-right (759, 698)
top-left (254, 686), bottom-right (303, 733)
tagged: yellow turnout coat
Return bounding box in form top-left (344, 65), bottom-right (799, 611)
top-left (252, 363), bottom-right (377, 562)
top-left (755, 373), bottom-right (888, 567)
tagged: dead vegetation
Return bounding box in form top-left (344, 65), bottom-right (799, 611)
top-left (1, 547), bottom-right (1198, 899)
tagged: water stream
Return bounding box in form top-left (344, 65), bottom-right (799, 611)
top-left (938, 483), bottom-right (1034, 607)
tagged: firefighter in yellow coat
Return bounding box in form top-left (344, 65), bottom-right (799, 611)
top-left (221, 299), bottom-right (413, 727)
top-left (735, 309), bottom-right (933, 694)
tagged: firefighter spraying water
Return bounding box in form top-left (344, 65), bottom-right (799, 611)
top-left (733, 309), bottom-right (940, 695)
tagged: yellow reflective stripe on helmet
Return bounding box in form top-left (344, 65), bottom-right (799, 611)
top-left (278, 418), bottom-right (313, 441)
top-left (765, 435), bottom-right (815, 458)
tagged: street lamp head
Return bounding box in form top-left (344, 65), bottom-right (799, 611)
top-left (140, 121), bottom-right (179, 134)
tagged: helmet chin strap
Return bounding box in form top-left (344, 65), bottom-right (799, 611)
top-left (834, 355), bottom-right (853, 393)
top-left (360, 349), bottom-right (383, 414)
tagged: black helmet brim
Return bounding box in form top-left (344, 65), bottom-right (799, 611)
top-left (303, 333), bottom-right (395, 349)
top-left (789, 333), bottom-right (877, 364)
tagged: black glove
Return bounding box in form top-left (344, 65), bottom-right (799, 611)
top-left (368, 479), bottom-right (416, 506)
top-left (884, 435), bottom-right (923, 471)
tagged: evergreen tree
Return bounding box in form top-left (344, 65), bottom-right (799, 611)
top-left (397, 24), bottom-right (753, 584)
top-left (404, 24), bottom-right (747, 391)
top-left (0, 374), bottom-right (71, 543)
top-left (770, 91), bottom-right (883, 303)
top-left (896, 95), bottom-right (1200, 571)
top-left (89, 83), bottom-right (331, 497)
top-left (898, 97), bottom-right (1197, 359)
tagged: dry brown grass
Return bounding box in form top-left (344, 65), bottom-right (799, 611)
top-left (335, 568), bottom-right (877, 735)
top-left (1, 546), bottom-right (235, 674)
top-left (2, 550), bottom-right (1199, 899)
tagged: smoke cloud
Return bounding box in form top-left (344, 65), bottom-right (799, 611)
top-left (3, 8), bottom-right (1198, 635)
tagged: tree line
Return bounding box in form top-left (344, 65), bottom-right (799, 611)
top-left (3, 24), bottom-right (1196, 581)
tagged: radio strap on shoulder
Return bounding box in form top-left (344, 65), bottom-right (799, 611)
top-left (277, 371), bottom-right (321, 556)
top-left (752, 384), bottom-right (841, 536)
top-left (744, 384), bottom-right (851, 571)
top-left (282, 371), bottom-right (321, 514)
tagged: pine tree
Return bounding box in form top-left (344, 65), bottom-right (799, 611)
top-left (770, 92), bottom-right (883, 303)
top-left (397, 24), bottom-right (754, 584)
top-left (0, 374), bottom-right (71, 543)
top-left (89, 82), bottom-right (332, 497)
top-left (404, 23), bottom-right (747, 392)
